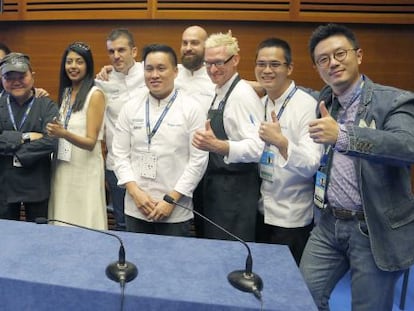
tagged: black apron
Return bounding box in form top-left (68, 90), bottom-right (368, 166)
top-left (203, 76), bottom-right (260, 242)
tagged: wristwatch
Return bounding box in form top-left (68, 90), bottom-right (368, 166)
top-left (22, 133), bottom-right (31, 143)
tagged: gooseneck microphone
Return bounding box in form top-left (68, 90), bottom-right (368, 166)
top-left (163, 195), bottom-right (263, 300)
top-left (35, 217), bottom-right (138, 288)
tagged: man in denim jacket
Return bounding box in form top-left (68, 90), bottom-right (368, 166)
top-left (301, 23), bottom-right (414, 311)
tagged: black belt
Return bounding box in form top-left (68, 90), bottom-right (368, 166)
top-left (329, 207), bottom-right (365, 221)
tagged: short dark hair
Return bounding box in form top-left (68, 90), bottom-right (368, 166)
top-left (0, 42), bottom-right (11, 56)
top-left (309, 23), bottom-right (359, 64)
top-left (142, 44), bottom-right (177, 67)
top-left (255, 38), bottom-right (292, 65)
top-left (58, 42), bottom-right (95, 112)
top-left (106, 28), bottom-right (135, 48)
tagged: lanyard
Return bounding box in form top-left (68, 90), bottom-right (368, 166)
top-left (146, 89), bottom-right (178, 147)
top-left (264, 86), bottom-right (297, 121)
top-left (320, 77), bottom-right (364, 167)
top-left (62, 88), bottom-right (73, 129)
top-left (211, 75), bottom-right (241, 111)
top-left (7, 94), bottom-right (35, 131)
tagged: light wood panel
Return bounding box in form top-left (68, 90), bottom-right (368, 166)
top-left (0, 20), bottom-right (413, 101)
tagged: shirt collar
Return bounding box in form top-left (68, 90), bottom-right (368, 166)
top-left (149, 88), bottom-right (177, 106)
top-left (337, 75), bottom-right (363, 109)
top-left (215, 73), bottom-right (239, 96)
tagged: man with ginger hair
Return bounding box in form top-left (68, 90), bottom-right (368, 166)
top-left (192, 31), bottom-right (264, 241)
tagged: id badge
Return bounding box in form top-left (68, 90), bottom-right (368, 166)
top-left (314, 170), bottom-right (327, 209)
top-left (259, 148), bottom-right (275, 182)
top-left (141, 152), bottom-right (157, 179)
top-left (13, 156), bottom-right (23, 167)
top-left (57, 138), bottom-right (72, 162)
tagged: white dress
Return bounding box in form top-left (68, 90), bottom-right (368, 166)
top-left (49, 86), bottom-right (107, 230)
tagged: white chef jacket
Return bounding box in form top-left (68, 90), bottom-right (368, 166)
top-left (211, 73), bottom-right (265, 164)
top-left (258, 82), bottom-right (323, 227)
top-left (95, 62), bottom-right (146, 170)
top-left (176, 64), bottom-right (215, 115)
top-left (112, 88), bottom-right (208, 223)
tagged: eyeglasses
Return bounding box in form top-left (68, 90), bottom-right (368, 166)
top-left (204, 55), bottom-right (234, 69)
top-left (255, 61), bottom-right (288, 69)
top-left (315, 48), bottom-right (358, 68)
top-left (70, 42), bottom-right (90, 51)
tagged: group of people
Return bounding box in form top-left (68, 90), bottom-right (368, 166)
top-left (1, 23), bottom-right (413, 311)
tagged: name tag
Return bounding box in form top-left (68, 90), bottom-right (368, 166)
top-left (57, 138), bottom-right (72, 162)
top-left (141, 151), bottom-right (157, 179)
top-left (259, 147), bottom-right (275, 182)
top-left (314, 170), bottom-right (327, 209)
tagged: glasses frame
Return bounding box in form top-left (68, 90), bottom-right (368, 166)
top-left (204, 54), bottom-right (234, 69)
top-left (315, 48), bottom-right (358, 68)
top-left (255, 60), bottom-right (288, 69)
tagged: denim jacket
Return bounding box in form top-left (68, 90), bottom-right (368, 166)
top-left (319, 76), bottom-right (414, 271)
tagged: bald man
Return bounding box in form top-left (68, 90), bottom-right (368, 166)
top-left (176, 25), bottom-right (215, 114)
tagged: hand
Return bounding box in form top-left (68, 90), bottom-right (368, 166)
top-left (126, 183), bottom-right (156, 216)
top-left (192, 120), bottom-right (228, 155)
top-left (46, 118), bottom-right (66, 138)
top-left (259, 111), bottom-right (288, 158)
top-left (95, 65), bottom-right (114, 81)
top-left (147, 200), bottom-right (174, 221)
top-left (308, 101), bottom-right (339, 145)
top-left (34, 88), bottom-right (50, 98)
top-left (246, 80), bottom-right (266, 97)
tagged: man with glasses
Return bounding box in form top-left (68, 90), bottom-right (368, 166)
top-left (192, 31), bottom-right (264, 241)
top-left (0, 53), bottom-right (58, 221)
top-left (254, 38), bottom-right (322, 266)
top-left (300, 23), bottom-right (414, 311)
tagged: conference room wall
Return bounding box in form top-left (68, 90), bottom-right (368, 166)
top-left (0, 20), bottom-right (413, 101)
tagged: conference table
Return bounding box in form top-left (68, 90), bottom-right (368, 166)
top-left (0, 219), bottom-right (317, 310)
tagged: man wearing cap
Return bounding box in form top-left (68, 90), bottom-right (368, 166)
top-left (0, 52), bottom-right (59, 221)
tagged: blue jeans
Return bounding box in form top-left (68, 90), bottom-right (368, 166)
top-left (105, 169), bottom-right (126, 231)
top-left (300, 210), bottom-right (403, 311)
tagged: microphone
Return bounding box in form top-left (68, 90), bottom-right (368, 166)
top-left (35, 217), bottom-right (138, 287)
top-left (163, 194), bottom-right (263, 300)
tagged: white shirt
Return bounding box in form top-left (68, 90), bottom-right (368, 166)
top-left (176, 64), bottom-right (215, 115)
top-left (211, 73), bottom-right (265, 163)
top-left (258, 82), bottom-right (323, 227)
top-left (95, 62), bottom-right (146, 170)
top-left (113, 88), bottom-right (208, 223)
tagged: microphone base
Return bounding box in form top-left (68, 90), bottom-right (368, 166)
top-left (228, 270), bottom-right (263, 296)
top-left (106, 261), bottom-right (138, 283)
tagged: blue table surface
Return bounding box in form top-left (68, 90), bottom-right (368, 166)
top-left (0, 219), bottom-right (317, 311)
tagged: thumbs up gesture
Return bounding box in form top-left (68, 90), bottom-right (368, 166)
top-left (259, 111), bottom-right (288, 159)
top-left (192, 119), bottom-right (229, 156)
top-left (308, 100), bottom-right (340, 144)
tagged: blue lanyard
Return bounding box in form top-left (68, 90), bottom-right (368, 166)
top-left (7, 94), bottom-right (35, 131)
top-left (264, 86), bottom-right (297, 121)
top-left (336, 79), bottom-right (364, 123)
top-left (145, 89), bottom-right (178, 147)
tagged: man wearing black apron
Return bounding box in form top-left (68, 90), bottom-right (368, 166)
top-left (192, 31), bottom-right (264, 242)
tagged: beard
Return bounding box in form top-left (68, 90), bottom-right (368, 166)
top-left (181, 53), bottom-right (203, 71)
